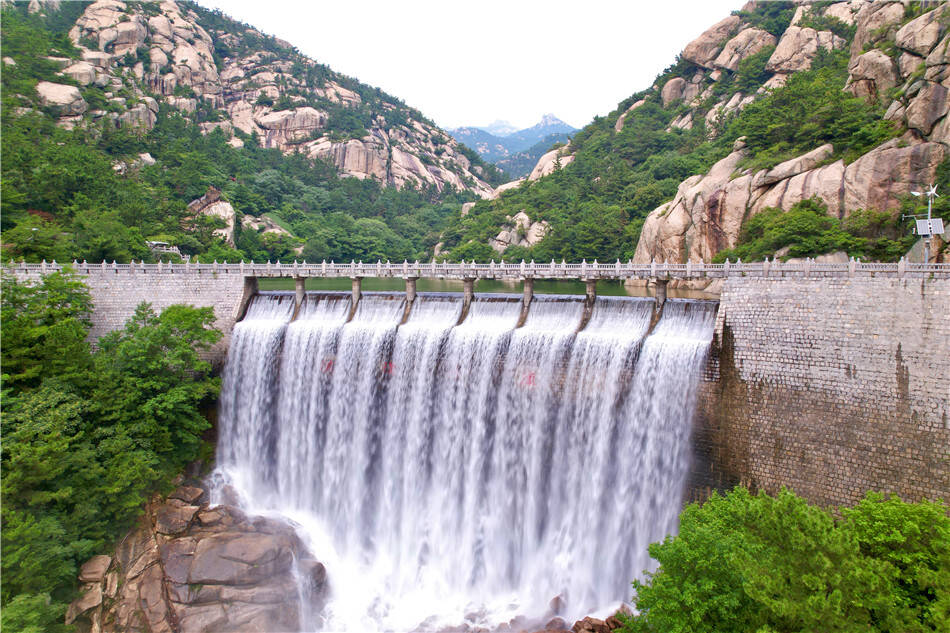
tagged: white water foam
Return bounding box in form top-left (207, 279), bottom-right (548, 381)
top-left (214, 292), bottom-right (716, 631)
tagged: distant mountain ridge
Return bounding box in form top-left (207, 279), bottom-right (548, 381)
top-left (449, 114), bottom-right (577, 170)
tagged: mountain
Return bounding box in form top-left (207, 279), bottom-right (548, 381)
top-left (494, 132), bottom-right (573, 179)
top-left (481, 119), bottom-right (519, 137)
top-left (443, 0), bottom-right (950, 268)
top-left (1, 0), bottom-right (507, 266)
top-left (449, 114), bottom-right (577, 167)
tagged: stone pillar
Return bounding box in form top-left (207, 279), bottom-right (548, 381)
top-left (293, 276), bottom-right (305, 319)
top-left (459, 278), bottom-right (476, 325)
top-left (654, 278), bottom-right (668, 308)
top-left (578, 279), bottom-right (598, 332)
top-left (522, 277), bottom-right (534, 306)
top-left (518, 277), bottom-right (534, 327)
top-left (649, 278), bottom-right (669, 333)
top-left (234, 276), bottom-right (258, 321)
top-left (401, 277), bottom-right (419, 324)
top-left (348, 277), bottom-right (362, 322)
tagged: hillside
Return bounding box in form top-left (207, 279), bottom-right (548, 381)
top-left (442, 0), bottom-right (950, 265)
top-left (1, 0), bottom-right (505, 265)
top-left (449, 114), bottom-right (576, 173)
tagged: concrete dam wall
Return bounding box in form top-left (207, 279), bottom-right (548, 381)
top-left (8, 264), bottom-right (949, 507)
top-left (695, 277), bottom-right (950, 506)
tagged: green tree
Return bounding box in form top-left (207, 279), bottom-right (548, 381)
top-left (1, 273), bottom-right (222, 623)
top-left (0, 269), bottom-right (93, 391)
top-left (622, 488), bottom-right (949, 633)
top-left (91, 303), bottom-right (221, 468)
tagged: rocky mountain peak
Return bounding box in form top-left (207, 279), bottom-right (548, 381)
top-left (27, 0), bottom-right (498, 197)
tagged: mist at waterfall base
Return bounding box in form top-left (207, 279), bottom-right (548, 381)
top-left (214, 290), bottom-right (717, 632)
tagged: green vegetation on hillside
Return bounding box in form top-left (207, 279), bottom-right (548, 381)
top-left (621, 487), bottom-right (950, 633)
top-left (0, 4), bottom-right (501, 266)
top-left (1, 271), bottom-right (221, 630)
top-left (714, 198), bottom-right (918, 263)
top-left (442, 6), bottom-right (905, 263)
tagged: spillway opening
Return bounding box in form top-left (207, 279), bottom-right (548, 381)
top-left (214, 291), bottom-right (718, 631)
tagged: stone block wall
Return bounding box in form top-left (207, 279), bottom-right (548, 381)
top-left (694, 277), bottom-right (950, 507)
top-left (10, 268), bottom-right (251, 367)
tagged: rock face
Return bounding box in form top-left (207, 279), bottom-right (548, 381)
top-left (846, 49), bottom-right (899, 102)
top-left (634, 137), bottom-right (945, 264)
top-left (36, 81), bottom-right (87, 115)
top-left (490, 211), bottom-right (551, 253)
top-left (682, 15), bottom-right (742, 68)
top-left (528, 145), bottom-right (574, 181)
top-left (713, 28), bottom-right (777, 72)
top-left (766, 26), bottom-right (845, 74)
top-left (66, 481), bottom-right (325, 633)
top-left (187, 187), bottom-right (236, 246)
top-left (625, 2), bottom-right (950, 265)
top-left (15, 0), bottom-right (494, 196)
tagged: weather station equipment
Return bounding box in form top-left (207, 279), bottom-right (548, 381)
top-left (905, 184), bottom-right (945, 263)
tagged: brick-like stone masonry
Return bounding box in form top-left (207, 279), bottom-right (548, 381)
top-left (10, 268), bottom-right (249, 368)
top-left (10, 267), bottom-right (948, 507)
top-left (694, 277), bottom-right (950, 507)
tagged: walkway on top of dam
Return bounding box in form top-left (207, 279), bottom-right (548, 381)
top-left (10, 258), bottom-right (950, 280)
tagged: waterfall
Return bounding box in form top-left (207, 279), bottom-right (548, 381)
top-left (215, 291), bottom-right (717, 631)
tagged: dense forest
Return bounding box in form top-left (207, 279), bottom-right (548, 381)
top-left (1, 271), bottom-right (221, 632)
top-left (0, 4), bottom-right (493, 266)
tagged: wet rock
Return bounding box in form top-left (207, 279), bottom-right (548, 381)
top-left (571, 616), bottom-right (610, 633)
top-left (69, 480), bottom-right (324, 633)
top-left (155, 500), bottom-right (200, 535)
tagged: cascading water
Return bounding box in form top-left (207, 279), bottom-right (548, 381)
top-left (215, 290), bottom-right (717, 631)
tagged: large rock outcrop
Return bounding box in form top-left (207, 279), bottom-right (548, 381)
top-left (766, 26), bottom-right (845, 74)
top-left (36, 81), bottom-right (87, 115)
top-left (634, 137), bottom-right (945, 265)
top-left (24, 0), bottom-right (495, 196)
top-left (713, 28), bottom-right (777, 72)
top-left (528, 145), bottom-right (575, 181)
top-left (682, 15), bottom-right (742, 69)
top-left (490, 211), bottom-right (551, 253)
top-left (66, 481), bottom-right (326, 633)
top-left (631, 2), bottom-right (950, 266)
top-left (187, 187), bottom-right (236, 246)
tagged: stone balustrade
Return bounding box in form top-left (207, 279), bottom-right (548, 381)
top-left (7, 258), bottom-right (950, 280)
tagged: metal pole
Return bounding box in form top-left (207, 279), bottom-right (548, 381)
top-left (925, 189), bottom-right (933, 264)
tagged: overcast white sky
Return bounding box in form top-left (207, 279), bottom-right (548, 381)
top-left (196, 0), bottom-right (742, 130)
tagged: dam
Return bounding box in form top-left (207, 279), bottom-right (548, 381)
top-left (7, 261), bottom-right (950, 629)
top-left (214, 291), bottom-right (717, 630)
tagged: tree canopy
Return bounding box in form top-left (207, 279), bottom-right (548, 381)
top-left (0, 270), bottom-right (221, 629)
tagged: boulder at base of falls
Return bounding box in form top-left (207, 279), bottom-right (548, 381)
top-left (66, 478), bottom-right (327, 633)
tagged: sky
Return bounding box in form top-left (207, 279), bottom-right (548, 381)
top-left (196, 0), bottom-right (743, 131)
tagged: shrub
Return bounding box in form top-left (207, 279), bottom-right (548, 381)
top-left (622, 487), bottom-right (949, 633)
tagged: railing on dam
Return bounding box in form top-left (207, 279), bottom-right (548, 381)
top-left (7, 258), bottom-right (950, 279)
